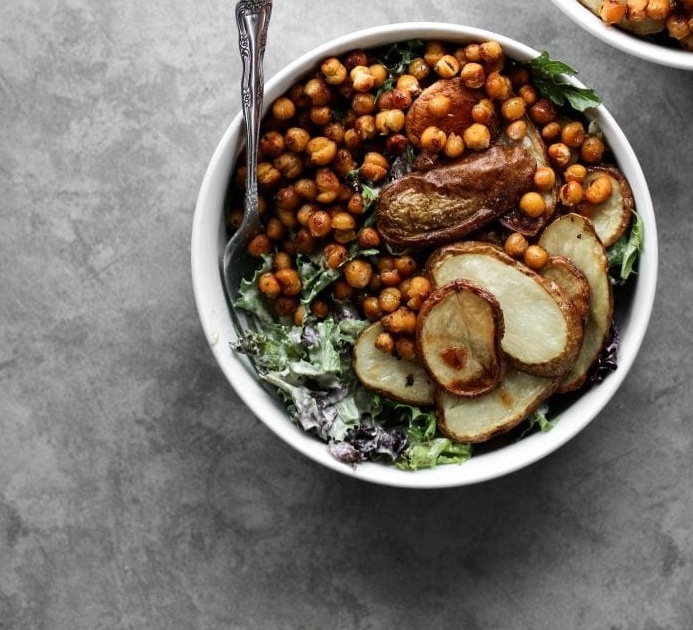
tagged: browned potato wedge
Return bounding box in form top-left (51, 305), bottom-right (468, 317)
top-left (404, 77), bottom-right (499, 147)
top-left (426, 241), bottom-right (583, 377)
top-left (578, 165), bottom-right (634, 247)
top-left (375, 145), bottom-right (536, 251)
top-left (498, 116), bottom-right (558, 237)
top-left (538, 255), bottom-right (591, 327)
top-left (416, 279), bottom-right (505, 397)
top-left (353, 322), bottom-right (435, 405)
top-left (539, 213), bottom-right (613, 392)
top-left (578, 0), bottom-right (666, 35)
top-left (437, 367), bottom-right (558, 443)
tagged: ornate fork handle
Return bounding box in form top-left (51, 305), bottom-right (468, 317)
top-left (235, 0), bottom-right (272, 221)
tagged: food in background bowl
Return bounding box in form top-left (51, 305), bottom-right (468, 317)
top-left (191, 24), bottom-right (657, 487)
top-left (580, 0), bottom-right (693, 49)
top-left (549, 0), bottom-right (693, 68)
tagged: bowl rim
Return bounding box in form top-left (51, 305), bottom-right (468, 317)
top-left (191, 22), bottom-right (658, 488)
top-left (548, 0), bottom-right (693, 70)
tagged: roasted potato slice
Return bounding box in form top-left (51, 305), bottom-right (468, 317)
top-left (539, 213), bottom-right (613, 392)
top-left (437, 367), bottom-right (558, 443)
top-left (416, 279), bottom-right (505, 397)
top-left (375, 145), bottom-right (536, 251)
top-left (538, 255), bottom-right (591, 327)
top-left (404, 77), bottom-right (499, 147)
top-left (353, 322), bottom-right (435, 405)
top-left (578, 165), bottom-right (634, 247)
top-left (426, 241), bottom-right (583, 377)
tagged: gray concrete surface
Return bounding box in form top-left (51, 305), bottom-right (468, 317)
top-left (2, 0), bottom-right (692, 628)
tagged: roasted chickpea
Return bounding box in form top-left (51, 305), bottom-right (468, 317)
top-left (369, 63), bottom-right (388, 87)
top-left (407, 57), bottom-right (430, 81)
top-left (378, 287), bottom-right (402, 313)
top-left (463, 123), bottom-right (491, 151)
top-left (428, 94), bottom-right (452, 117)
top-left (444, 132), bottom-right (465, 158)
top-left (519, 191), bottom-right (546, 218)
top-left (484, 71), bottom-right (511, 100)
top-left (581, 135), bottom-right (606, 163)
top-left (518, 84), bottom-right (539, 106)
top-left (315, 168), bottom-right (340, 204)
top-left (350, 65), bottom-right (375, 92)
top-left (561, 121), bottom-right (586, 148)
top-left (323, 242), bottom-right (348, 269)
top-left (379, 269), bottom-right (402, 288)
top-left (424, 41), bottom-right (447, 66)
top-left (396, 74), bottom-right (421, 97)
top-left (272, 97), bottom-right (295, 120)
top-left (273, 152), bottom-right (303, 179)
top-left (343, 259), bottom-right (373, 289)
top-left (259, 130), bottom-right (285, 158)
top-left (354, 114), bottom-right (377, 141)
top-left (420, 126), bottom-right (447, 152)
top-left (321, 57), bottom-right (347, 85)
top-left (500, 96), bottom-right (526, 121)
top-left (599, 0), bottom-right (627, 23)
top-left (333, 148), bottom-right (358, 177)
top-left (584, 175), bottom-right (613, 204)
top-left (479, 40), bottom-right (503, 64)
top-left (533, 166), bottom-right (557, 191)
top-left (284, 127), bottom-right (311, 153)
top-left (434, 54), bottom-right (460, 78)
top-left (541, 122), bottom-right (562, 142)
top-left (275, 186), bottom-right (300, 212)
top-left (386, 133), bottom-right (409, 155)
top-left (564, 163), bottom-right (588, 183)
top-left (265, 217), bottom-right (286, 242)
top-left (343, 50), bottom-right (368, 72)
top-left (307, 209), bottom-right (332, 238)
top-left (310, 299), bottom-right (330, 319)
top-left (374, 331), bottom-right (395, 354)
top-left (360, 152), bottom-right (389, 182)
top-left (331, 211), bottom-right (356, 231)
top-left (375, 109), bottom-right (406, 135)
top-left (257, 162), bottom-right (282, 187)
top-left (294, 178), bottom-right (317, 200)
top-left (647, 0), bottom-right (671, 19)
top-left (471, 98), bottom-right (495, 125)
top-left (304, 77), bottom-right (331, 106)
top-left (464, 42), bottom-right (482, 62)
top-left (362, 296), bottom-right (383, 322)
top-left (406, 276), bottom-right (432, 310)
top-left (395, 336), bottom-right (417, 361)
top-left (274, 268), bottom-right (302, 296)
top-left (461, 62), bottom-right (486, 89)
top-left (667, 14), bottom-right (691, 40)
top-left (306, 136), bottom-right (337, 166)
top-left (506, 119), bottom-right (527, 142)
top-left (294, 227), bottom-right (316, 253)
top-left (504, 232), bottom-right (529, 258)
top-left (258, 272), bottom-right (281, 299)
top-left (547, 142), bottom-right (572, 168)
top-left (529, 98), bottom-right (557, 125)
top-left (322, 121), bottom-right (345, 144)
top-left (381, 306), bottom-right (417, 335)
top-left (523, 244), bottom-right (548, 270)
top-left (332, 280), bottom-right (354, 301)
top-left (559, 180), bottom-right (584, 207)
top-left (394, 256), bottom-right (417, 278)
top-left (247, 233), bottom-right (273, 258)
top-left (352, 92), bottom-right (376, 115)
top-left (357, 226), bottom-right (381, 248)
top-left (310, 106), bottom-right (333, 126)
top-left (273, 251), bottom-right (293, 270)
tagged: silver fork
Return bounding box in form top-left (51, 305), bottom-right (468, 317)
top-left (221, 0), bottom-right (272, 329)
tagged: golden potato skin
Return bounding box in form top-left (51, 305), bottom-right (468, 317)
top-left (375, 145), bottom-right (536, 251)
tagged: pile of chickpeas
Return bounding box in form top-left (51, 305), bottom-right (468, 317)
top-left (597, 0), bottom-right (693, 49)
top-left (228, 38), bottom-right (617, 361)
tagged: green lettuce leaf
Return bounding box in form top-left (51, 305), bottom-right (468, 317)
top-left (607, 211), bottom-right (644, 285)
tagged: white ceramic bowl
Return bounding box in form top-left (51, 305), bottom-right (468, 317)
top-left (549, 0), bottom-right (693, 70)
top-left (191, 22), bottom-right (658, 488)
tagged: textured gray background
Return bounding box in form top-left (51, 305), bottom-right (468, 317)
top-left (2, 0), bottom-right (692, 628)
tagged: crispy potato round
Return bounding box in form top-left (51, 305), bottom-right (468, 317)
top-left (416, 279), bottom-right (505, 397)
